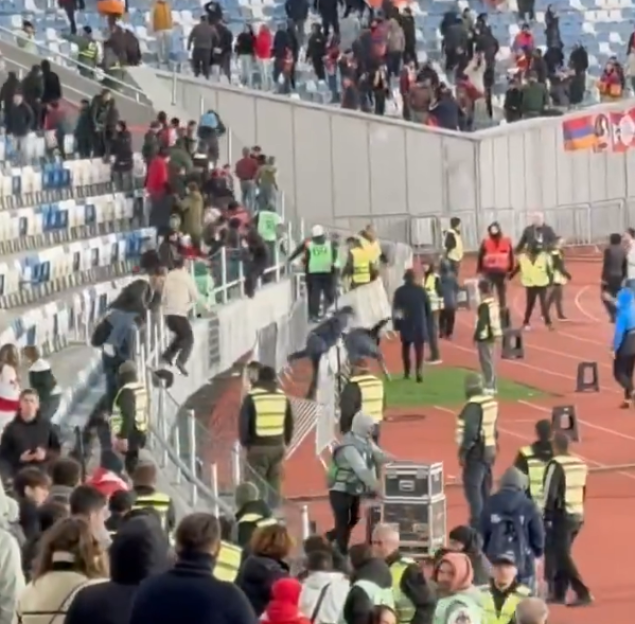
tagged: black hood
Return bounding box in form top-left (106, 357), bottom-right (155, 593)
top-left (351, 557), bottom-right (393, 588)
top-left (109, 516), bottom-right (169, 584)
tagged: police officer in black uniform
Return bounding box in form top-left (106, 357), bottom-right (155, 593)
top-left (542, 432), bottom-right (592, 607)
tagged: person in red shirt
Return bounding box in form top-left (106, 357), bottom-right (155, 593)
top-left (261, 578), bottom-right (311, 624)
top-left (235, 146), bottom-right (259, 210)
top-left (86, 450), bottom-right (129, 499)
top-left (513, 24), bottom-right (534, 56)
top-left (146, 149), bottom-right (169, 197)
top-left (255, 25), bottom-right (273, 90)
top-left (476, 221), bottom-right (514, 310)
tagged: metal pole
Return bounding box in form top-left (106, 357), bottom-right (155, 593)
top-left (186, 410), bottom-right (198, 506)
top-left (210, 463), bottom-right (220, 516)
top-left (171, 68), bottom-right (177, 106)
top-left (300, 504), bottom-right (310, 539)
top-left (231, 440), bottom-right (242, 486)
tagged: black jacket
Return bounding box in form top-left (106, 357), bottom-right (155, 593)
top-left (235, 499), bottom-right (273, 549)
top-left (129, 551), bottom-right (256, 624)
top-left (6, 102), bottom-right (34, 136)
top-left (601, 244), bottom-right (627, 285)
top-left (515, 224), bottom-right (557, 253)
top-left (42, 70), bottom-right (62, 104)
top-left (112, 130), bottom-right (134, 173)
top-left (236, 554), bottom-right (290, 616)
top-left (342, 558), bottom-right (393, 624)
top-left (392, 282), bottom-right (431, 344)
top-left (66, 517), bottom-right (169, 624)
top-left (0, 413), bottom-right (61, 477)
top-left (238, 383), bottom-right (294, 448)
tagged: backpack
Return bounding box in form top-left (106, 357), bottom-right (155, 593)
top-left (485, 511), bottom-right (527, 572)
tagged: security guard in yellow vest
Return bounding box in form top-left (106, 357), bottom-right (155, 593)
top-left (542, 432), bottom-right (593, 607)
top-left (130, 461), bottom-right (176, 541)
top-left (345, 237), bottom-right (378, 288)
top-left (444, 217), bottom-right (464, 276)
top-left (111, 361), bottom-right (149, 476)
top-left (371, 523), bottom-right (432, 624)
top-left (422, 261), bottom-right (443, 363)
top-left (239, 365), bottom-right (293, 506)
top-left (514, 419), bottom-right (553, 511)
top-left (358, 225), bottom-right (384, 267)
top-left (455, 373), bottom-right (498, 529)
top-left (339, 361), bottom-right (386, 443)
top-left (546, 239), bottom-right (572, 322)
top-left (234, 482), bottom-right (276, 548)
top-left (474, 280), bottom-right (503, 394)
top-left (212, 516), bottom-right (244, 582)
top-left (481, 552), bottom-right (532, 624)
top-left (509, 242), bottom-right (553, 330)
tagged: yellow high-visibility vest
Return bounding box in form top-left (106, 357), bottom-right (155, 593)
top-left (237, 513), bottom-right (277, 528)
top-left (350, 247), bottom-right (372, 285)
top-left (359, 236), bottom-right (381, 265)
top-left (519, 253), bottom-right (551, 288)
top-left (551, 250), bottom-right (568, 285)
top-left (349, 374), bottom-right (384, 423)
top-left (390, 558), bottom-right (416, 624)
top-left (519, 445), bottom-right (548, 511)
top-left (546, 455), bottom-right (588, 516)
top-left (477, 296), bottom-right (503, 340)
top-left (111, 382), bottom-right (148, 435)
top-left (456, 395), bottom-right (498, 448)
top-left (481, 584), bottom-right (531, 624)
top-left (213, 540), bottom-right (242, 582)
top-left (132, 492), bottom-right (172, 532)
top-left (446, 228), bottom-right (464, 262)
top-left (424, 273), bottom-right (444, 311)
top-left (249, 388), bottom-right (287, 438)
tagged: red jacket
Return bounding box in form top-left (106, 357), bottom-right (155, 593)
top-left (255, 27), bottom-right (272, 60)
top-left (261, 579), bottom-right (311, 624)
top-left (145, 156), bottom-right (168, 196)
top-left (86, 468), bottom-right (129, 498)
top-left (481, 235), bottom-right (512, 271)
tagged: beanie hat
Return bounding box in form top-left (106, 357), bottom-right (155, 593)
top-left (448, 525), bottom-right (478, 552)
top-left (234, 482), bottom-right (259, 509)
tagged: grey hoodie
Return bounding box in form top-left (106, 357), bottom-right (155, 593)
top-left (499, 466), bottom-right (529, 491)
top-left (330, 413), bottom-right (391, 494)
top-left (0, 479), bottom-right (25, 624)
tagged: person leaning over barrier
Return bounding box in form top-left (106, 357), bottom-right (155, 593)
top-left (110, 361), bottom-right (149, 477)
top-left (239, 366), bottom-right (294, 508)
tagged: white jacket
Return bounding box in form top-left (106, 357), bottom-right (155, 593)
top-left (161, 267), bottom-right (199, 318)
top-left (0, 479), bottom-right (24, 624)
top-left (299, 571), bottom-right (350, 624)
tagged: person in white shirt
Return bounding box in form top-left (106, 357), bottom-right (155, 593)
top-left (160, 256), bottom-right (200, 376)
top-left (299, 550), bottom-right (350, 624)
top-left (0, 345), bottom-right (20, 435)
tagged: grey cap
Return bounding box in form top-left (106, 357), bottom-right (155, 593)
top-left (118, 360), bottom-right (137, 376)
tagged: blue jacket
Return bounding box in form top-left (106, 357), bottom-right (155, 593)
top-left (128, 552), bottom-right (257, 624)
top-left (392, 282), bottom-right (429, 343)
top-left (439, 260), bottom-right (459, 310)
top-left (480, 486), bottom-right (545, 579)
top-left (104, 309), bottom-right (138, 361)
top-left (613, 287), bottom-right (635, 352)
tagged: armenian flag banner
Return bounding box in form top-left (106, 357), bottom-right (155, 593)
top-left (562, 108), bottom-right (635, 153)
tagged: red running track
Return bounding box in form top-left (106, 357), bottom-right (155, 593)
top-left (210, 257), bottom-right (635, 622)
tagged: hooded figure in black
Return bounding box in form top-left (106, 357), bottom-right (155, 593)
top-left (341, 543), bottom-right (393, 624)
top-left (65, 516), bottom-right (169, 624)
top-left (448, 524), bottom-right (491, 585)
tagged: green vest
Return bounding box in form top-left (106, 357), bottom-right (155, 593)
top-left (327, 435), bottom-right (374, 495)
top-left (391, 558), bottom-right (417, 624)
top-left (433, 591), bottom-right (483, 624)
top-left (308, 240), bottom-right (334, 273)
top-left (339, 580), bottom-right (395, 623)
top-left (257, 210), bottom-right (279, 242)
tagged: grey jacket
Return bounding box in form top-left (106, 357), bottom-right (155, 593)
top-left (330, 413), bottom-right (391, 495)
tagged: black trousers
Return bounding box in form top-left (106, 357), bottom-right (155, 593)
top-left (438, 309), bottom-right (456, 338)
top-left (545, 517), bottom-right (590, 600)
top-left (614, 352), bottom-right (635, 400)
top-left (602, 277), bottom-right (622, 322)
top-left (191, 47), bottom-right (211, 78)
top-left (162, 315), bottom-right (194, 366)
top-left (124, 432), bottom-right (146, 476)
top-left (326, 490), bottom-right (360, 554)
top-left (401, 340), bottom-right (424, 377)
top-left (523, 286), bottom-right (551, 326)
top-left (546, 283), bottom-right (566, 319)
top-left (486, 272), bottom-right (507, 310)
top-left (307, 273), bottom-right (334, 320)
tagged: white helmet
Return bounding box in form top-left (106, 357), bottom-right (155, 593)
top-left (312, 225), bottom-right (325, 237)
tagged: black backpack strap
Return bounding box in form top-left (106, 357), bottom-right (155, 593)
top-left (310, 583), bottom-right (331, 624)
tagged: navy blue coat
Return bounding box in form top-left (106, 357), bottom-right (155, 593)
top-left (392, 283), bottom-right (430, 343)
top-left (128, 553), bottom-right (257, 624)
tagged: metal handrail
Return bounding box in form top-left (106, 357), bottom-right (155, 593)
top-left (0, 25), bottom-right (148, 103)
